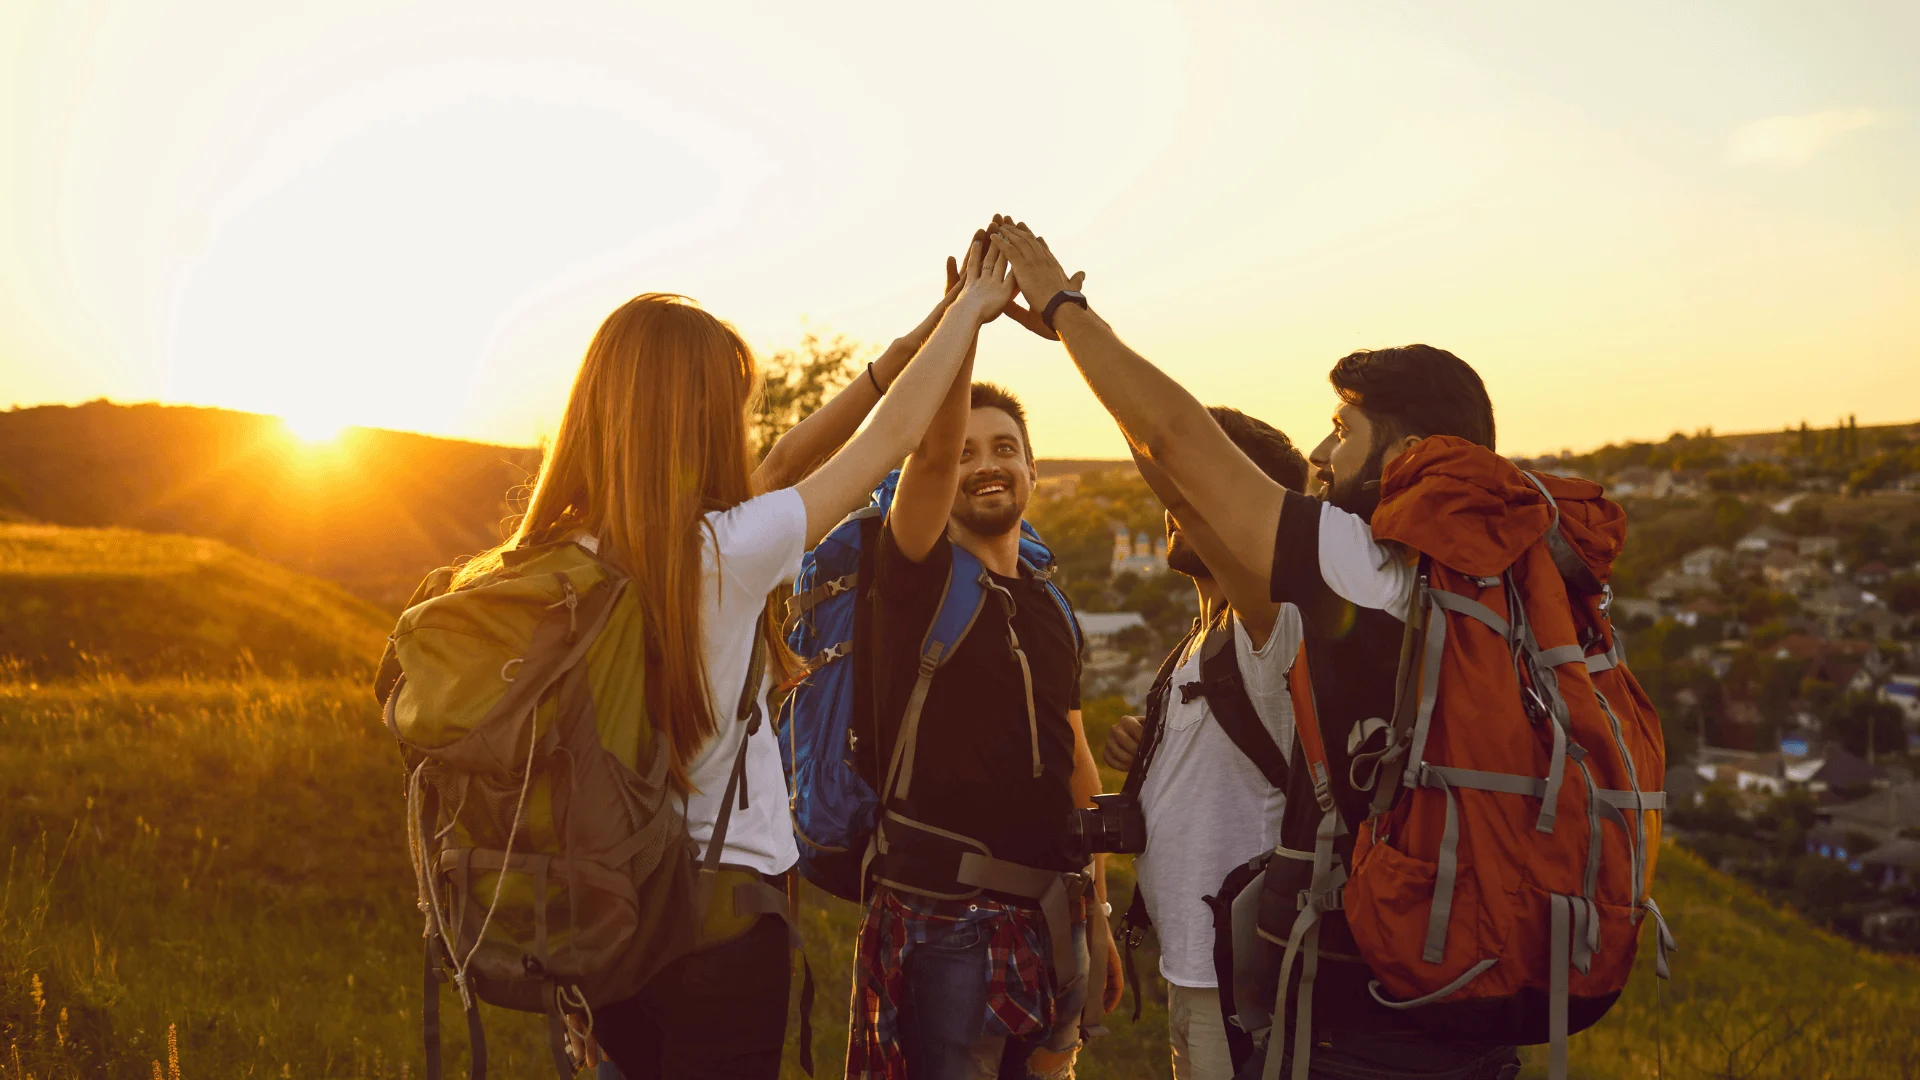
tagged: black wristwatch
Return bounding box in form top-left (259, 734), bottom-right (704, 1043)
top-left (1040, 289), bottom-right (1089, 332)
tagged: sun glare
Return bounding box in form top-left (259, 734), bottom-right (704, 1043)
top-left (281, 411), bottom-right (346, 445)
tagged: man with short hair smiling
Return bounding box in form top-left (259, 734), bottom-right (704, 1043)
top-left (847, 358), bottom-right (1122, 1078)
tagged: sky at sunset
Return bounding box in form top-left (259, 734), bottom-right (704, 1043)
top-left (3, 0), bottom-right (1916, 458)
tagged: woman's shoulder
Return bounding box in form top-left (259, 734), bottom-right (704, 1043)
top-left (701, 487), bottom-right (807, 587)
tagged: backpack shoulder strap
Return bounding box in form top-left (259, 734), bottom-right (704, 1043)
top-left (1192, 617), bottom-right (1291, 790)
top-left (699, 617), bottom-right (771, 884)
top-left (1041, 577), bottom-right (1083, 652)
top-left (1287, 644), bottom-right (1333, 813)
top-left (1120, 621), bottom-right (1201, 797)
top-left (876, 544), bottom-right (990, 807)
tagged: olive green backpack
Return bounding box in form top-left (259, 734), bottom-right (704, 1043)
top-left (374, 539), bottom-right (807, 1078)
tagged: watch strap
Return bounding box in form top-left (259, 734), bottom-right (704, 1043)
top-left (1040, 290), bottom-right (1089, 331)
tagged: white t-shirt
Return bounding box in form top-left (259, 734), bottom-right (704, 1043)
top-left (1317, 501), bottom-right (1415, 622)
top-left (677, 487), bottom-right (806, 876)
top-left (1133, 603), bottom-right (1305, 988)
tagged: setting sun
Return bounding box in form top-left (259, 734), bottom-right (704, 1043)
top-left (281, 411), bottom-right (346, 445)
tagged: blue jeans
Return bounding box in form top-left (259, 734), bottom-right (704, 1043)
top-left (899, 905), bottom-right (1087, 1080)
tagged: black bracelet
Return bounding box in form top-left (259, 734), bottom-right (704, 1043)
top-left (866, 362), bottom-right (887, 395)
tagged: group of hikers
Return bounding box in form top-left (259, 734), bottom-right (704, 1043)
top-left (376, 217), bottom-right (1670, 1080)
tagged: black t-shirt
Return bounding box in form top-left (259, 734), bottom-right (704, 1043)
top-left (872, 521), bottom-right (1082, 873)
top-left (1268, 489), bottom-right (1509, 1056)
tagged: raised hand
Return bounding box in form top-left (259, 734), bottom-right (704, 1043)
top-left (988, 214), bottom-right (1084, 339)
top-left (949, 228), bottom-right (1018, 326)
top-left (989, 220), bottom-right (1081, 333)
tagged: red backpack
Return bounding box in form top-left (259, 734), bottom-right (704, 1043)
top-left (1266, 436), bottom-right (1673, 1080)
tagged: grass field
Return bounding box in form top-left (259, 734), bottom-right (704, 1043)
top-left (0, 524), bottom-right (390, 681)
top-left (2, 523), bottom-right (1917, 1077)
top-left (3, 673), bottom-right (1918, 1079)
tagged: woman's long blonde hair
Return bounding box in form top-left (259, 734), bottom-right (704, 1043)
top-left (457, 293), bottom-right (787, 793)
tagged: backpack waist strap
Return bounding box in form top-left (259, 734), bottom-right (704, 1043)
top-left (871, 810), bottom-right (1092, 989)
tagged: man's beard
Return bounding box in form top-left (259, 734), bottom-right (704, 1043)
top-left (952, 470), bottom-right (1026, 538)
top-left (1322, 441), bottom-right (1389, 522)
top-left (1166, 529), bottom-right (1211, 579)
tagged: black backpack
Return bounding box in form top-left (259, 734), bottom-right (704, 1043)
top-left (1115, 610), bottom-right (1292, 1022)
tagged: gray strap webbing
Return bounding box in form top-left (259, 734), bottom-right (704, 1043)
top-left (954, 853), bottom-right (1089, 987)
top-left (1011, 627), bottom-right (1041, 778)
top-left (1643, 897), bottom-right (1677, 980)
top-left (1534, 643), bottom-right (1587, 669)
top-left (888, 652), bottom-right (941, 801)
top-left (1593, 688), bottom-right (1648, 911)
top-left (1597, 789), bottom-right (1665, 810)
top-left (1423, 764), bottom-right (1545, 799)
top-left (1549, 894), bottom-right (1571, 1080)
top-left (1537, 701), bottom-right (1568, 834)
top-left (982, 576), bottom-right (1044, 780)
top-left (1421, 767), bottom-right (1655, 819)
top-left (783, 573), bottom-right (857, 634)
top-left (1399, 595), bottom-right (1450, 795)
top-left (1423, 770), bottom-right (1461, 964)
top-left (1364, 957), bottom-right (1498, 1010)
top-left (1584, 641), bottom-right (1622, 674)
top-left (1262, 807), bottom-right (1343, 1080)
top-left (1428, 588), bottom-right (1510, 638)
top-left (1575, 758), bottom-right (1604, 909)
top-left (1365, 572), bottom-right (1431, 815)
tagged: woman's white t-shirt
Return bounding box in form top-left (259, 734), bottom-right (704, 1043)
top-left (676, 487), bottom-right (806, 876)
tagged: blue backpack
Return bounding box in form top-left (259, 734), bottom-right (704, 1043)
top-left (777, 470), bottom-right (1081, 900)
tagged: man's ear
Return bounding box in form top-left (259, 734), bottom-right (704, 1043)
top-left (1393, 434), bottom-right (1423, 459)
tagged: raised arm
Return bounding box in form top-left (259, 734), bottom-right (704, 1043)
top-left (792, 235), bottom-right (1014, 547)
top-left (1131, 448), bottom-right (1281, 648)
top-left (990, 224), bottom-right (1287, 592)
top-left (753, 265), bottom-right (963, 493)
top-left (888, 333), bottom-right (976, 562)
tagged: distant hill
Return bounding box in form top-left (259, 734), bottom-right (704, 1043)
top-left (1036, 457), bottom-right (1130, 478)
top-left (0, 523), bottom-right (390, 679)
top-left (0, 401), bottom-right (540, 607)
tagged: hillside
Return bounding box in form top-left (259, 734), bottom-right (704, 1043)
top-left (0, 524), bottom-right (389, 679)
top-left (0, 518), bottom-right (1912, 1077)
top-left (4, 667), bottom-right (1915, 1078)
top-left (0, 401), bottom-right (540, 608)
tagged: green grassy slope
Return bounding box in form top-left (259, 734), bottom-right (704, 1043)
top-left (0, 524), bottom-right (390, 680)
top-left (1, 539), bottom-right (1915, 1077)
top-left (4, 672), bottom-right (1914, 1077)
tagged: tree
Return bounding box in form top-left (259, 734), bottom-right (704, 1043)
top-left (1827, 695), bottom-right (1906, 761)
top-left (1885, 572), bottom-right (1920, 616)
top-left (748, 332), bottom-right (864, 460)
top-left (1785, 499), bottom-right (1825, 536)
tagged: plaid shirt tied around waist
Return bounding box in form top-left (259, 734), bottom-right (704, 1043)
top-left (847, 885), bottom-right (1086, 1079)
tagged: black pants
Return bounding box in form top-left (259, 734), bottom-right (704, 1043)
top-left (596, 914), bottom-right (791, 1080)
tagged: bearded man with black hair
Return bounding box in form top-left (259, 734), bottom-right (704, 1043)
top-left (988, 220), bottom-right (1517, 1080)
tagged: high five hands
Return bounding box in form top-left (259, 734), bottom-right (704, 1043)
top-left (945, 229), bottom-right (1020, 327)
top-left (987, 217), bottom-right (1083, 339)
top-left (945, 216), bottom-right (1084, 340)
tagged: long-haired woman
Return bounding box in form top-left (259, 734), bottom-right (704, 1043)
top-left (455, 235), bottom-right (1014, 1078)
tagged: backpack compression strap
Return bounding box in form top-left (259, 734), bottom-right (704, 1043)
top-left (1260, 649), bottom-right (1346, 1080)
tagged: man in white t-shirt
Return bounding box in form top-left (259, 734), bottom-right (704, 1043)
top-left (1101, 408), bottom-right (1310, 1080)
